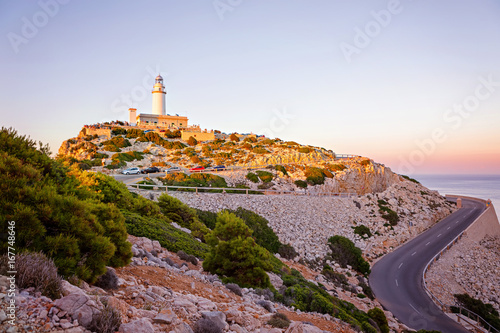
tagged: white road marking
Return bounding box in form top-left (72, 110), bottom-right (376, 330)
top-left (398, 262), bottom-right (403, 269)
top-left (426, 242), bottom-right (431, 246)
top-left (411, 252), bottom-right (417, 256)
top-left (396, 279), bottom-right (399, 287)
top-left (447, 226), bottom-right (451, 230)
top-left (409, 303), bottom-right (421, 314)
top-left (437, 234), bottom-right (442, 238)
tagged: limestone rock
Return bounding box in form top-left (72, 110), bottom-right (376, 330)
top-left (119, 318), bottom-right (154, 333)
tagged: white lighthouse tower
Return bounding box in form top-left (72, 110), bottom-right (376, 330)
top-left (152, 74), bottom-right (166, 115)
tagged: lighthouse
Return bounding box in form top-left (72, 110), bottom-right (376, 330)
top-left (152, 74), bottom-right (166, 115)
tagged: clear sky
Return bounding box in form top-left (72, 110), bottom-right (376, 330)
top-left (1, 0), bottom-right (499, 175)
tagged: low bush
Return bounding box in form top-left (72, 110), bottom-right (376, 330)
top-left (193, 318), bottom-right (222, 333)
top-left (228, 207), bottom-right (283, 254)
top-left (125, 128), bottom-right (144, 138)
top-left (111, 127), bottom-right (127, 136)
top-left (177, 250), bottom-right (198, 265)
top-left (360, 159), bottom-right (371, 166)
top-left (359, 281), bottom-right (374, 300)
top-left (327, 235), bottom-right (370, 275)
top-left (195, 209), bottom-right (218, 229)
top-left (0, 252), bottom-right (62, 299)
top-left (401, 175), bottom-right (420, 184)
top-left (274, 165), bottom-right (288, 176)
top-left (225, 283), bottom-right (242, 296)
top-left (102, 136), bottom-right (131, 151)
top-left (304, 167), bottom-right (326, 185)
top-left (89, 301), bottom-right (121, 333)
top-left (252, 147), bottom-right (269, 154)
top-left (367, 308), bottom-right (389, 333)
top-left (256, 170), bottom-right (273, 183)
top-left (452, 294), bottom-right (500, 330)
top-left (203, 211), bottom-right (272, 288)
top-left (187, 136), bottom-right (198, 146)
top-left (267, 313), bottom-right (291, 328)
top-left (298, 147), bottom-right (312, 154)
top-left (327, 163), bottom-right (347, 172)
top-left (294, 180), bottom-right (308, 188)
top-left (246, 172), bottom-right (259, 183)
top-left (353, 225), bottom-right (372, 239)
top-left (322, 265), bottom-right (348, 289)
top-left (94, 267), bottom-right (119, 290)
top-left (378, 201), bottom-right (399, 226)
top-left (122, 210), bottom-right (209, 259)
top-left (278, 244), bottom-right (299, 259)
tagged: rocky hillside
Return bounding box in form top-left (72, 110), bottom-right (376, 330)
top-left (0, 235), bottom-right (385, 333)
top-left (58, 126), bottom-right (402, 195)
top-left (138, 177), bottom-right (455, 264)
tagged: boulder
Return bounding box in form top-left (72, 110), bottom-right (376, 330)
top-left (285, 322), bottom-right (324, 333)
top-left (119, 318), bottom-right (155, 333)
top-left (171, 321), bottom-right (195, 333)
top-left (153, 308), bottom-right (177, 324)
top-left (201, 311), bottom-right (227, 331)
top-left (54, 293), bottom-right (101, 328)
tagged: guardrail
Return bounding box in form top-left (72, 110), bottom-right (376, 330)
top-left (128, 183), bottom-right (357, 197)
top-left (422, 198), bottom-right (499, 333)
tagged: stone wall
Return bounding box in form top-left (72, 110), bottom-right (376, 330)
top-left (181, 130), bottom-right (215, 142)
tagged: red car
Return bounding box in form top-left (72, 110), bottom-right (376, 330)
top-left (189, 166), bottom-right (205, 172)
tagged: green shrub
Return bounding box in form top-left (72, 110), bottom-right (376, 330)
top-left (122, 210), bottom-right (209, 259)
top-left (0, 128), bottom-right (132, 283)
top-left (327, 235), bottom-right (370, 275)
top-left (229, 133), bottom-right (240, 142)
top-left (378, 201), bottom-right (399, 226)
top-left (203, 211), bottom-right (272, 288)
top-left (111, 127), bottom-right (127, 136)
top-left (125, 128), bottom-right (144, 138)
top-left (195, 209), bottom-right (218, 229)
top-left (353, 225), bottom-right (372, 239)
top-left (102, 137), bottom-right (131, 151)
top-left (327, 163), bottom-right (347, 172)
top-left (161, 172), bottom-right (227, 189)
top-left (294, 180), bottom-right (308, 188)
top-left (322, 266), bottom-right (348, 288)
top-left (367, 308), bottom-right (389, 333)
top-left (304, 167), bottom-right (326, 185)
top-left (401, 175), bottom-right (420, 184)
top-left (267, 313), bottom-right (290, 328)
top-left (278, 244), bottom-right (298, 259)
top-left (0, 252), bottom-right (62, 299)
top-left (246, 172), bottom-right (259, 183)
top-left (298, 147), bottom-right (311, 154)
top-left (452, 294), bottom-right (500, 330)
top-left (252, 147), bottom-right (269, 154)
top-left (275, 165), bottom-right (288, 176)
top-left (256, 170), bottom-right (273, 183)
top-left (158, 194), bottom-right (198, 229)
top-left (228, 207), bottom-right (282, 253)
top-left (360, 159), bottom-right (371, 166)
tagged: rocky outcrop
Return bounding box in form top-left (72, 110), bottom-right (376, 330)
top-left (57, 138), bottom-right (97, 160)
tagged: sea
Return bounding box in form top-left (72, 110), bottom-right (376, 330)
top-left (414, 174), bottom-right (500, 211)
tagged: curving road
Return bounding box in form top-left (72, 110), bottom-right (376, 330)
top-left (370, 198), bottom-right (485, 333)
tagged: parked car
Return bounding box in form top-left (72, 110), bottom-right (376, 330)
top-left (189, 166), bottom-right (205, 172)
top-left (164, 166), bottom-right (181, 174)
top-left (212, 165), bottom-right (226, 171)
top-left (122, 167), bottom-right (141, 175)
top-left (141, 166), bottom-right (160, 174)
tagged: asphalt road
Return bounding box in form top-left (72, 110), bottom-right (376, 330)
top-left (370, 198), bottom-right (485, 333)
